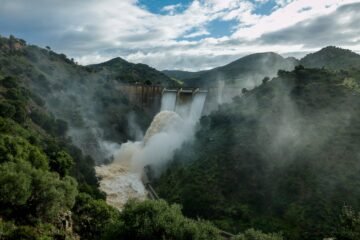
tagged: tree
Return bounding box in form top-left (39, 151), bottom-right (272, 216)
top-left (0, 219), bottom-right (16, 239)
top-left (72, 193), bottom-right (119, 240)
top-left (29, 92), bottom-right (45, 106)
top-left (54, 119), bottom-right (68, 136)
top-left (0, 135), bottom-right (48, 170)
top-left (105, 200), bottom-right (222, 240)
top-left (29, 171), bottom-right (77, 221)
top-left (0, 162), bottom-right (32, 206)
top-left (1, 76), bottom-right (19, 88)
top-left (262, 77), bottom-right (270, 84)
top-left (335, 206), bottom-right (360, 240)
top-left (295, 65), bottom-right (305, 71)
top-left (0, 101), bottom-right (16, 118)
top-left (11, 101), bottom-right (27, 123)
top-left (49, 150), bottom-right (74, 177)
top-left (0, 160), bottom-right (77, 222)
top-left (235, 229), bottom-right (283, 240)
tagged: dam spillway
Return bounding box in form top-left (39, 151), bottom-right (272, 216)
top-left (117, 83), bottom-right (209, 117)
top-left (161, 88), bottom-right (208, 119)
top-left (161, 90), bottom-right (177, 111)
top-left (96, 85), bottom-right (209, 209)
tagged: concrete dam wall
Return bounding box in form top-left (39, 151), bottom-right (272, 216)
top-left (116, 84), bottom-right (218, 116)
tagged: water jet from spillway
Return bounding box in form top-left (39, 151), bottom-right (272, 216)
top-left (161, 91), bottom-right (177, 111)
top-left (95, 90), bottom-right (207, 210)
top-left (143, 111), bottom-right (183, 144)
top-left (95, 141), bottom-right (144, 209)
top-left (95, 111), bottom-right (186, 209)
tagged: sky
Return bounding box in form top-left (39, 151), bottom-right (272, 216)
top-left (0, 0), bottom-right (360, 71)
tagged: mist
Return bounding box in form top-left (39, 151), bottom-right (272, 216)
top-left (95, 91), bottom-right (207, 209)
top-left (23, 47), bottom-right (155, 164)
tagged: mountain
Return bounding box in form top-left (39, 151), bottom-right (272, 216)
top-left (155, 66), bottom-right (360, 240)
top-left (0, 37), bottom-right (231, 240)
top-left (162, 70), bottom-right (201, 81)
top-left (0, 35), bottom-right (178, 163)
top-left (0, 63), bottom-right (109, 239)
top-left (163, 47), bottom-right (360, 90)
top-left (163, 52), bottom-right (297, 88)
top-left (89, 57), bottom-right (176, 86)
top-left (300, 46), bottom-right (360, 70)
top-left (3, 35), bottom-right (360, 240)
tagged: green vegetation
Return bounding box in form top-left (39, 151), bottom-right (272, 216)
top-left (89, 57), bottom-right (177, 87)
top-left (234, 229), bottom-right (283, 240)
top-left (164, 46), bottom-right (360, 89)
top-left (2, 35), bottom-right (268, 240)
top-left (335, 206), bottom-right (360, 240)
top-left (2, 35), bottom-right (360, 239)
top-left (72, 193), bottom-right (120, 240)
top-left (0, 68), bottom-right (130, 239)
top-left (0, 35), bottom-right (177, 163)
top-left (163, 52), bottom-right (296, 88)
top-left (105, 199), bottom-right (223, 240)
top-left (300, 46), bottom-right (360, 70)
top-left (0, 75), bottom-right (80, 239)
top-left (156, 66), bottom-right (360, 240)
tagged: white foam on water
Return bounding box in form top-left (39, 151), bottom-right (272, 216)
top-left (96, 91), bottom-right (207, 210)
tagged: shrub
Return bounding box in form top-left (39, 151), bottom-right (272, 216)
top-left (0, 134), bottom-right (48, 170)
top-left (0, 162), bottom-right (32, 205)
top-left (0, 101), bottom-right (16, 118)
top-left (1, 76), bottom-right (19, 88)
top-left (72, 193), bottom-right (119, 240)
top-left (104, 200), bottom-right (222, 240)
top-left (235, 229), bottom-right (283, 240)
top-left (49, 150), bottom-right (74, 177)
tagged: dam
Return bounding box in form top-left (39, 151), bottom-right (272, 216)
top-left (116, 83), bottom-right (212, 116)
top-left (161, 88), bottom-right (208, 119)
top-left (96, 84), bottom-right (235, 238)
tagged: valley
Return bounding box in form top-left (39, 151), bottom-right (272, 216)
top-left (1, 34), bottom-right (360, 240)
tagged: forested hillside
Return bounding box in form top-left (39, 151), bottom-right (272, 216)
top-left (163, 46), bottom-right (360, 90)
top-left (300, 46), bottom-right (360, 70)
top-left (2, 0), bottom-right (360, 238)
top-left (0, 73), bottom-right (236, 240)
top-left (163, 52), bottom-right (297, 88)
top-left (0, 72), bottom-right (105, 238)
top-left (89, 57), bottom-right (175, 86)
top-left (155, 66), bottom-right (360, 240)
top-left (0, 35), bottom-right (179, 163)
top-left (0, 35), bottom-right (234, 240)
top-left (2, 34), bottom-right (360, 240)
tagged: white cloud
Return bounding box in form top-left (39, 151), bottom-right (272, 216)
top-left (232, 0), bottom-right (360, 40)
top-left (162, 3), bottom-right (182, 15)
top-left (0, 0), bottom-right (359, 71)
top-left (183, 27), bottom-right (211, 38)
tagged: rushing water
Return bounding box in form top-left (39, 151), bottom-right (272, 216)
top-left (95, 91), bottom-right (207, 210)
top-left (161, 91), bottom-right (177, 111)
top-left (95, 142), bottom-right (145, 209)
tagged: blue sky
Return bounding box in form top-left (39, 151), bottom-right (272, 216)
top-left (139, 0), bottom-right (278, 39)
top-left (138, 0), bottom-right (193, 14)
top-left (140, 0), bottom-right (239, 39)
top-left (0, 0), bottom-right (359, 70)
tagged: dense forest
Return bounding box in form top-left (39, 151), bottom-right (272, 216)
top-left (2, 34), bottom-right (360, 240)
top-left (155, 65), bottom-right (360, 239)
top-left (0, 35), bottom-right (285, 240)
top-left (0, 35), bottom-right (179, 163)
top-left (0, 71), bottom-right (107, 238)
